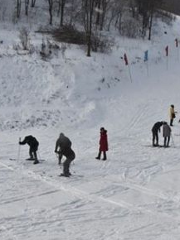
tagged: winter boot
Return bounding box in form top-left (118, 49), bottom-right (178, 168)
top-left (95, 151), bottom-right (101, 160)
top-left (60, 173), bottom-right (70, 177)
top-left (102, 152), bottom-right (107, 160)
top-left (33, 160), bottom-right (39, 164)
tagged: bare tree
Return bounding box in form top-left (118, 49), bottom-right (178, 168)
top-left (95, 0), bottom-right (110, 30)
top-left (67, 0), bottom-right (81, 26)
top-left (47, 0), bottom-right (54, 25)
top-left (16, 0), bottom-right (21, 18)
top-left (114, 0), bottom-right (127, 34)
top-left (60, 0), bottom-right (66, 26)
top-left (135, 0), bottom-right (164, 39)
top-left (82, 0), bottom-right (96, 56)
top-left (25, 0), bottom-right (29, 16)
top-left (106, 0), bottom-right (126, 32)
top-left (148, 0), bottom-right (164, 40)
top-left (31, 0), bottom-right (37, 7)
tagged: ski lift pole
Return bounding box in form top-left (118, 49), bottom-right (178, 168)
top-left (146, 61), bottom-right (149, 78)
top-left (166, 56), bottom-right (169, 71)
top-left (128, 64), bottom-right (133, 83)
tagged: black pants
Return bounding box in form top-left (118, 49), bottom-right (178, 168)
top-left (57, 152), bottom-right (63, 164)
top-left (29, 146), bottom-right (38, 159)
top-left (97, 151), bottom-right (107, 160)
top-left (164, 136), bottom-right (170, 147)
top-left (63, 152), bottom-right (75, 175)
top-left (29, 147), bottom-right (37, 159)
top-left (170, 118), bottom-right (174, 126)
top-left (152, 131), bottom-right (159, 146)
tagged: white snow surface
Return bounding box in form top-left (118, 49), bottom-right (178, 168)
top-left (1, 18), bottom-right (180, 240)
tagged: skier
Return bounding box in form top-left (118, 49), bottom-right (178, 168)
top-left (19, 135), bottom-right (39, 164)
top-left (55, 133), bottom-right (75, 177)
top-left (151, 121), bottom-right (164, 147)
top-left (96, 127), bottom-right (108, 160)
top-left (162, 122), bottom-right (171, 147)
top-left (170, 105), bottom-right (176, 126)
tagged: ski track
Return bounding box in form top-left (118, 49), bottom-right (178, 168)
top-left (1, 158), bottom-right (180, 226)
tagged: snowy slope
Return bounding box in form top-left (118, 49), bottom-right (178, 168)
top-left (1, 16), bottom-right (180, 240)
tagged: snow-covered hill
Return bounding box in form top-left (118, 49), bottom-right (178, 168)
top-left (1, 16), bottom-right (180, 240)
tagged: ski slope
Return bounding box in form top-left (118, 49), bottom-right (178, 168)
top-left (1, 17), bottom-right (180, 240)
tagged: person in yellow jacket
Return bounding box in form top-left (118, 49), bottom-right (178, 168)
top-left (170, 105), bottom-right (176, 126)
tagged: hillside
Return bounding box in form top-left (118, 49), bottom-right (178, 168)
top-left (1, 12), bottom-right (180, 240)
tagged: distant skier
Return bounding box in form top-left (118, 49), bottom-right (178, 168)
top-left (170, 105), bottom-right (176, 126)
top-left (151, 121), bottom-right (164, 147)
top-left (19, 135), bottom-right (39, 164)
top-left (162, 122), bottom-right (171, 147)
top-left (55, 133), bottom-right (75, 177)
top-left (96, 127), bottom-right (108, 160)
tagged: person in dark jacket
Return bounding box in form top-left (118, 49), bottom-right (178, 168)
top-left (162, 122), bottom-right (171, 147)
top-left (170, 105), bottom-right (177, 126)
top-left (55, 133), bottom-right (75, 177)
top-left (96, 127), bottom-right (108, 160)
top-left (19, 135), bottom-right (39, 164)
top-left (151, 121), bottom-right (164, 146)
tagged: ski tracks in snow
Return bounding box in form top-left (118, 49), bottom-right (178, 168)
top-left (1, 158), bottom-right (180, 226)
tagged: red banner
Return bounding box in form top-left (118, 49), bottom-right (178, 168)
top-left (165, 46), bottom-right (168, 56)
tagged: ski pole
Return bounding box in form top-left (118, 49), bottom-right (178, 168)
top-left (56, 151), bottom-right (63, 165)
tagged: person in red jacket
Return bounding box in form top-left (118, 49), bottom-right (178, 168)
top-left (96, 127), bottom-right (108, 160)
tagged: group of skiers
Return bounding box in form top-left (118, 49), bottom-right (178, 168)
top-left (151, 104), bottom-right (177, 147)
top-left (19, 133), bottom-right (76, 177)
top-left (18, 105), bottom-right (177, 177)
top-left (19, 127), bottom-right (109, 177)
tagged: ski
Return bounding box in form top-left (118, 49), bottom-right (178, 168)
top-left (58, 174), bottom-right (83, 178)
top-left (26, 158), bottom-right (45, 161)
top-left (143, 144), bottom-right (164, 148)
top-left (9, 158), bottom-right (17, 161)
top-left (9, 158), bottom-right (45, 162)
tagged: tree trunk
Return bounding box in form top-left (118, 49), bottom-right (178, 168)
top-left (48, 0), bottom-right (53, 25)
top-left (60, 0), bottom-right (66, 27)
top-left (87, 32), bottom-right (91, 57)
top-left (31, 0), bottom-right (36, 7)
top-left (148, 10), bottom-right (153, 40)
top-left (95, 0), bottom-right (101, 26)
top-left (17, 0), bottom-right (21, 18)
top-left (25, 0), bottom-right (29, 16)
top-left (83, 0), bottom-right (95, 57)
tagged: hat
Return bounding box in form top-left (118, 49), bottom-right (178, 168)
top-left (59, 133), bottom-right (64, 138)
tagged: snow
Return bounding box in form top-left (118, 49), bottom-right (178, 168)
top-left (1, 16), bottom-right (180, 240)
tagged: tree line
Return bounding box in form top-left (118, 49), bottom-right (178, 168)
top-left (13, 0), bottom-right (175, 56)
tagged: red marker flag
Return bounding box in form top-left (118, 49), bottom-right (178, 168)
top-left (124, 53), bottom-right (128, 65)
top-left (165, 46), bottom-right (169, 56)
top-left (175, 38), bottom-right (179, 47)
